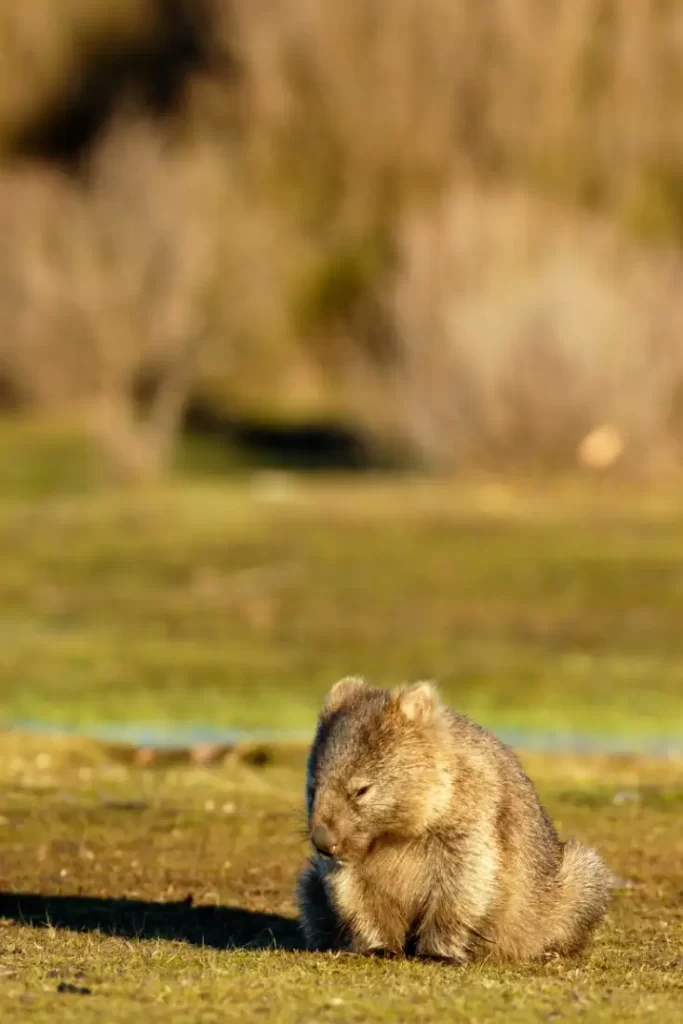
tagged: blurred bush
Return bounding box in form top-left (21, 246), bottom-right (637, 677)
top-left (0, 0), bottom-right (683, 478)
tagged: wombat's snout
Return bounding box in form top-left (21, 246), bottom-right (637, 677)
top-left (311, 824), bottom-right (336, 857)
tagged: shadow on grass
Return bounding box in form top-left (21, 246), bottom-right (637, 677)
top-left (0, 892), bottom-right (304, 951)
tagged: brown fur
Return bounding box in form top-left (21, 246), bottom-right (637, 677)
top-left (297, 678), bottom-right (613, 962)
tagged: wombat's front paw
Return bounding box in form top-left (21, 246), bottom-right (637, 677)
top-left (414, 952), bottom-right (467, 966)
top-left (362, 947), bottom-right (402, 960)
top-left (414, 933), bottom-right (470, 965)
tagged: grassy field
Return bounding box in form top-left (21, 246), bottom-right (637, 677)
top-left (1, 460), bottom-right (683, 1020)
top-left (0, 734), bottom-right (681, 1023)
top-left (1, 468), bottom-right (683, 744)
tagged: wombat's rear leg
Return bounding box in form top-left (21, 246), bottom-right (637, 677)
top-left (297, 861), bottom-right (349, 951)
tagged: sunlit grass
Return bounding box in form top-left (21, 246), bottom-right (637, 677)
top-left (1, 468), bottom-right (683, 743)
top-left (0, 737), bottom-right (681, 1023)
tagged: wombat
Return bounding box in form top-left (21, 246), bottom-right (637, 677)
top-left (297, 677), bottom-right (613, 962)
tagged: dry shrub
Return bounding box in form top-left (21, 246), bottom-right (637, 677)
top-left (233, 0), bottom-right (466, 220)
top-left (0, 2), bottom-right (152, 148)
top-left (224, 1), bottom-right (683, 474)
top-left (2, 0), bottom-right (683, 476)
top-left (0, 121), bottom-right (221, 480)
top-left (230, 0), bottom-right (683, 238)
top-left (374, 185), bottom-right (683, 474)
top-left (0, 116), bottom-right (330, 477)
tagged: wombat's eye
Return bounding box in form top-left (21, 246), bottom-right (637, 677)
top-left (352, 783), bottom-right (372, 799)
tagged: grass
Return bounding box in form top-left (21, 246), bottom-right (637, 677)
top-left (1, 440), bottom-right (682, 1019)
top-left (0, 735), bottom-right (681, 1023)
top-left (1, 468), bottom-right (683, 742)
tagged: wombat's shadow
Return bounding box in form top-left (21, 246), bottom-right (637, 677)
top-left (0, 892), bottom-right (304, 951)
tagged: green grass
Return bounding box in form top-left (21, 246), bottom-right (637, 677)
top-left (1, 470), bottom-right (683, 741)
top-left (0, 736), bottom-right (682, 1023)
top-left (1, 448), bottom-right (682, 1021)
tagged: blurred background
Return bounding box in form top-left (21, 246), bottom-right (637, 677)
top-left (0, 0), bottom-right (682, 752)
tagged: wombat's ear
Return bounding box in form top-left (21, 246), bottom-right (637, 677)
top-left (393, 681), bottom-right (439, 724)
top-left (325, 676), bottom-right (368, 712)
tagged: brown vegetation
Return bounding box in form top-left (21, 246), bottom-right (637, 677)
top-left (1, 1), bottom-right (683, 476)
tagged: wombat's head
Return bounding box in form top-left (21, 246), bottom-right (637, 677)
top-left (306, 677), bottom-right (452, 862)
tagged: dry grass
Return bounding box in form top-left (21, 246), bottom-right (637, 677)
top-left (231, 0), bottom-right (683, 233)
top-left (2, 1), bottom-right (683, 473)
top-left (381, 185), bottom-right (683, 473)
top-left (0, 115), bottom-right (320, 479)
top-left (0, 121), bottom-right (221, 480)
top-left (0, 735), bottom-right (681, 1023)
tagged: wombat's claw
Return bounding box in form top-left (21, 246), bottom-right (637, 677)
top-left (363, 947), bottom-right (400, 960)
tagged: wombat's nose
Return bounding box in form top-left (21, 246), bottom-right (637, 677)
top-left (311, 824), bottom-right (336, 857)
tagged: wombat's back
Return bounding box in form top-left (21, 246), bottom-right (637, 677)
top-left (442, 709), bottom-right (612, 959)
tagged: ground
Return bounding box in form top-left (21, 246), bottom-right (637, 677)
top-left (0, 736), bottom-right (682, 1023)
top-left (0, 460), bottom-right (682, 1020)
top-left (1, 473), bottom-right (683, 743)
